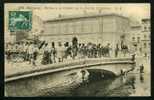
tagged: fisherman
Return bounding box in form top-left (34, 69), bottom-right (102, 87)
top-left (115, 44), bottom-right (119, 58)
top-left (51, 42), bottom-right (56, 63)
top-left (140, 64), bottom-right (144, 73)
top-left (83, 44), bottom-right (87, 58)
top-left (120, 69), bottom-right (127, 77)
top-left (32, 44), bottom-right (39, 66)
top-left (93, 44), bottom-right (97, 58)
top-left (65, 42), bottom-right (72, 59)
top-left (81, 43), bottom-right (86, 58)
top-left (57, 42), bottom-right (65, 62)
top-left (46, 43), bottom-right (52, 64)
top-left (131, 77), bottom-right (136, 89)
top-left (41, 43), bottom-right (48, 65)
top-left (77, 43), bottom-right (82, 59)
top-left (6, 43), bottom-right (11, 62)
top-left (104, 43), bottom-right (111, 57)
top-left (101, 45), bottom-right (105, 57)
top-left (140, 73), bottom-right (144, 83)
top-left (81, 70), bottom-right (89, 84)
top-left (131, 54), bottom-right (136, 61)
top-left (23, 42), bottom-right (29, 61)
top-left (72, 37), bottom-right (78, 59)
top-left (27, 43), bottom-right (34, 64)
top-left (97, 43), bottom-right (102, 58)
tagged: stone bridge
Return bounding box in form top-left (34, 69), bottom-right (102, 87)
top-left (5, 57), bottom-right (135, 97)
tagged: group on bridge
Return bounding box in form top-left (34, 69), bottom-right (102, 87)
top-left (5, 37), bottom-right (131, 66)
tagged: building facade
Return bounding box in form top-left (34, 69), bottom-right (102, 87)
top-left (40, 13), bottom-right (131, 48)
top-left (141, 18), bottom-right (150, 57)
top-left (130, 23), bottom-right (142, 52)
top-left (130, 18), bottom-right (150, 56)
top-left (30, 14), bottom-right (44, 37)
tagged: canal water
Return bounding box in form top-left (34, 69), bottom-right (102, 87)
top-left (40, 72), bottom-right (150, 96)
top-left (39, 57), bottom-right (150, 97)
top-left (72, 73), bottom-right (150, 96)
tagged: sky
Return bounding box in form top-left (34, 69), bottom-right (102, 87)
top-left (5, 3), bottom-right (150, 22)
top-left (4, 4), bottom-right (151, 93)
top-left (4, 3), bottom-right (150, 42)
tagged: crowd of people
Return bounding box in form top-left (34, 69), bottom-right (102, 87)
top-left (5, 38), bottom-right (130, 66)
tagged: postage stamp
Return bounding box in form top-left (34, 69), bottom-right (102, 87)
top-left (9, 11), bottom-right (32, 32)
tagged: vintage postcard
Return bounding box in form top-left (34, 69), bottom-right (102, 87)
top-left (4, 3), bottom-right (150, 97)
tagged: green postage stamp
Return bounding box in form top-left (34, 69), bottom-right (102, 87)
top-left (9, 11), bottom-right (32, 32)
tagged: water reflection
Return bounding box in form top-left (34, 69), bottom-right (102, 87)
top-left (71, 73), bottom-right (150, 96)
top-left (41, 72), bottom-right (150, 96)
top-left (140, 73), bottom-right (144, 83)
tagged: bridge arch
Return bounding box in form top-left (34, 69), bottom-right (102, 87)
top-left (86, 69), bottom-right (116, 81)
top-left (5, 58), bottom-right (135, 97)
top-left (66, 68), bottom-right (117, 83)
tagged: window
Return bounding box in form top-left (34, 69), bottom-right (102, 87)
top-left (132, 37), bottom-right (135, 41)
top-left (72, 22), bottom-right (76, 33)
top-left (144, 26), bottom-right (147, 31)
top-left (139, 48), bottom-right (142, 52)
top-left (63, 23), bottom-right (68, 34)
top-left (137, 37), bottom-right (140, 43)
top-left (144, 35), bottom-right (147, 39)
top-left (144, 43), bottom-right (147, 48)
top-left (120, 35), bottom-right (125, 39)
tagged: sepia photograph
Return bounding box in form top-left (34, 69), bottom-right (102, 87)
top-left (4, 3), bottom-right (150, 97)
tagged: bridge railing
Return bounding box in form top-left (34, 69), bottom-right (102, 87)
top-left (84, 57), bottom-right (133, 64)
top-left (5, 57), bottom-right (134, 80)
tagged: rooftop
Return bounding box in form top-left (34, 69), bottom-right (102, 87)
top-left (44, 13), bottom-right (129, 23)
